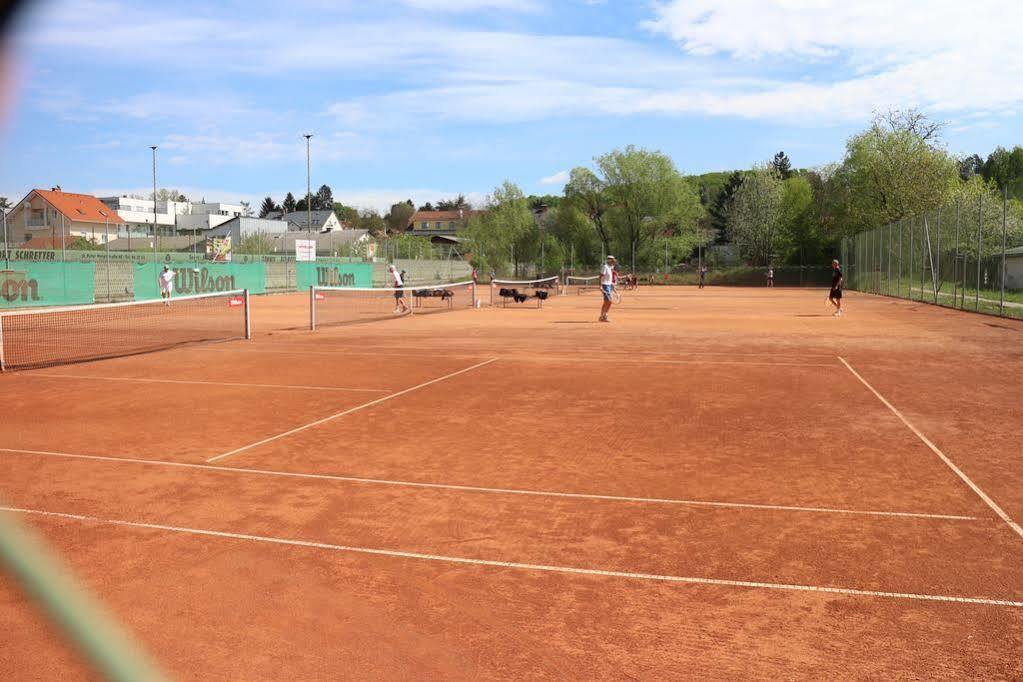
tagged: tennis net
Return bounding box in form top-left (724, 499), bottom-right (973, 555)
top-left (489, 276), bottom-right (561, 307)
top-left (310, 281), bottom-right (476, 329)
top-left (0, 290), bottom-right (250, 371)
top-left (565, 275), bottom-right (599, 293)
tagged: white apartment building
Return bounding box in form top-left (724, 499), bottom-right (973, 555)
top-left (100, 197), bottom-right (248, 235)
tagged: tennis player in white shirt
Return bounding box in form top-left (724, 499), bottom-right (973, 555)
top-left (599, 255), bottom-right (616, 322)
top-left (158, 265), bottom-right (176, 305)
top-left (389, 264), bottom-right (409, 314)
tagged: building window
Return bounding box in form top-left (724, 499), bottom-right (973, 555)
top-left (421, 222), bottom-right (429, 230)
top-left (435, 222), bottom-right (443, 230)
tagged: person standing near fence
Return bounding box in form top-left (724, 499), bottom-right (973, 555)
top-left (767, 267), bottom-right (775, 288)
top-left (158, 265), bottom-right (176, 305)
top-left (829, 259), bottom-right (844, 317)
top-left (699, 265), bottom-right (707, 289)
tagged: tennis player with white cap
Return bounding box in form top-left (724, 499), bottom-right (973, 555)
top-left (599, 255), bottom-right (616, 322)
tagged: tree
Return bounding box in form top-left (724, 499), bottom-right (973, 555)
top-left (150, 188), bottom-right (186, 202)
top-left (708, 171), bottom-right (744, 243)
top-left (595, 145), bottom-right (704, 270)
top-left (418, 202), bottom-right (435, 211)
top-left (777, 176), bottom-right (817, 264)
top-left (836, 109), bottom-right (958, 234)
top-left (461, 181), bottom-right (534, 276)
top-left (726, 166), bottom-right (784, 266)
top-left (772, 151), bottom-right (793, 180)
top-left (563, 167), bottom-right (612, 257)
top-left (239, 201), bottom-right (251, 217)
top-left (356, 209), bottom-right (386, 235)
top-left (258, 196), bottom-right (278, 218)
top-left (0, 196), bottom-right (11, 211)
top-left (333, 202), bottom-right (359, 225)
top-left (385, 200), bottom-right (416, 234)
top-left (314, 185), bottom-right (334, 211)
top-left (282, 192), bottom-right (297, 213)
top-left (436, 195), bottom-right (470, 211)
top-left (295, 197), bottom-right (308, 212)
top-left (960, 154), bottom-right (984, 182)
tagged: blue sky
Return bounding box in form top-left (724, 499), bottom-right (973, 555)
top-left (2, 0), bottom-right (1022, 210)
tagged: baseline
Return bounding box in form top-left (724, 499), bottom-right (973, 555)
top-left (4, 506), bottom-right (1020, 608)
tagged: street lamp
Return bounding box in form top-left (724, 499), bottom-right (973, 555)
top-left (151, 145), bottom-right (158, 260)
top-left (304, 134), bottom-right (313, 233)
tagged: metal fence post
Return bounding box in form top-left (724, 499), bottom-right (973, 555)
top-left (908, 217), bottom-right (914, 300)
top-left (1001, 187), bottom-right (1008, 316)
top-left (977, 193), bottom-right (983, 311)
top-left (935, 207), bottom-right (941, 305)
top-left (949, 202), bottom-right (957, 308)
top-left (897, 220), bottom-right (903, 298)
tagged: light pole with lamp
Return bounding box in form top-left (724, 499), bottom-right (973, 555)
top-left (151, 145), bottom-right (158, 262)
top-left (304, 134), bottom-right (313, 233)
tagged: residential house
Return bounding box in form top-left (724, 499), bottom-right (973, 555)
top-left (7, 188), bottom-right (125, 245)
top-left (407, 209), bottom-right (479, 237)
top-left (100, 197), bottom-right (247, 236)
top-left (265, 209), bottom-right (343, 232)
top-left (206, 216), bottom-right (290, 245)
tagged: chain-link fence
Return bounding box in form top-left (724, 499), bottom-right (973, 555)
top-left (841, 192), bottom-right (1023, 320)
top-left (1, 231), bottom-right (471, 309)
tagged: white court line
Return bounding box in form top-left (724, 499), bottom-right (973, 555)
top-left (839, 357), bottom-right (1023, 541)
top-left (207, 347), bottom-right (836, 367)
top-left (4, 505), bottom-right (1020, 608)
top-left (0, 448), bottom-right (977, 522)
top-left (23, 374), bottom-right (390, 393)
top-left (206, 358), bottom-right (499, 464)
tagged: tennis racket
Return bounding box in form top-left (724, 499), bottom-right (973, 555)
top-left (612, 288), bottom-right (622, 304)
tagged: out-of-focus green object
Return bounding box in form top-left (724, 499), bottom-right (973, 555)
top-left (0, 508), bottom-right (167, 681)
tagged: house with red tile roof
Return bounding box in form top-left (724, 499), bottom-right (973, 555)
top-left (6, 188), bottom-right (125, 246)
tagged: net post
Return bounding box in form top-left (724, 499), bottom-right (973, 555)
top-left (309, 286), bottom-right (316, 331)
top-left (244, 289), bottom-right (251, 340)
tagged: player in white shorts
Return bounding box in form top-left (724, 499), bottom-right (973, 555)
top-left (158, 265), bottom-right (176, 305)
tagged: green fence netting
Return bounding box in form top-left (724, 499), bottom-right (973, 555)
top-left (0, 262), bottom-right (96, 309)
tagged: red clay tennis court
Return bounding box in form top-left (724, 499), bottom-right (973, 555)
top-left (2, 286), bottom-right (1023, 679)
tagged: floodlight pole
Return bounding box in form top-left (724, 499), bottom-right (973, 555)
top-left (304, 134), bottom-right (313, 234)
top-left (151, 146), bottom-right (158, 261)
top-left (2, 205), bottom-right (9, 269)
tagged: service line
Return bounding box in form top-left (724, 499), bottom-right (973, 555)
top-left (206, 358), bottom-right (499, 464)
top-left (0, 448), bottom-right (976, 522)
top-left (25, 374), bottom-right (390, 393)
top-left (839, 356), bottom-right (1023, 541)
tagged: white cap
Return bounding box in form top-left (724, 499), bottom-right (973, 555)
top-left (607, 255), bottom-right (616, 260)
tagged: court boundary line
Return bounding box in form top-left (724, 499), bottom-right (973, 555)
top-left (206, 358), bottom-right (499, 463)
top-left (4, 505), bottom-right (1020, 608)
top-left (21, 374), bottom-right (391, 393)
top-left (0, 448), bottom-right (978, 522)
top-left (206, 347), bottom-right (838, 367)
top-left (838, 356), bottom-right (1023, 541)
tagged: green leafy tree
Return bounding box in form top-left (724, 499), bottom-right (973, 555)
top-left (333, 203), bottom-right (359, 225)
top-left (837, 109), bottom-right (958, 234)
top-left (563, 167), bottom-right (612, 256)
top-left (595, 145), bottom-right (704, 270)
top-left (385, 200), bottom-right (416, 234)
top-left (726, 166), bottom-right (784, 266)
top-left (461, 181), bottom-right (533, 276)
top-left (708, 171), bottom-right (744, 243)
top-left (418, 202), bottom-right (435, 211)
top-left (356, 208), bottom-right (386, 235)
top-left (777, 176), bottom-right (817, 264)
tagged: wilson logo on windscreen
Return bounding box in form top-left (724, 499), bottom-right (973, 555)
top-left (175, 268), bottom-right (237, 294)
top-left (316, 267), bottom-right (357, 286)
top-left (0, 271), bottom-right (40, 303)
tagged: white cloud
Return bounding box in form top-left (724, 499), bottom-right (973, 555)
top-left (540, 170), bottom-right (569, 185)
top-left (399, 0), bottom-right (541, 11)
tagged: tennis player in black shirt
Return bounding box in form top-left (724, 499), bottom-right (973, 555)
top-left (829, 259), bottom-right (844, 317)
